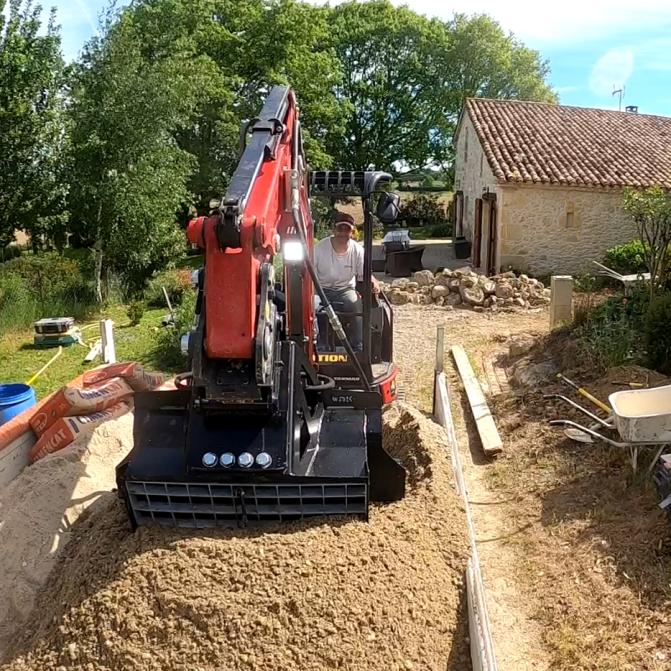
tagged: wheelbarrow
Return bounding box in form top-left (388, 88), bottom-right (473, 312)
top-left (548, 384), bottom-right (671, 475)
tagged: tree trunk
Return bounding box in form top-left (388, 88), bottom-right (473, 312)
top-left (94, 204), bottom-right (104, 304)
top-left (94, 240), bottom-right (103, 304)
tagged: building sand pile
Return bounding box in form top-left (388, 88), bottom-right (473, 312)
top-left (0, 412), bottom-right (133, 659)
top-left (2, 404), bottom-right (469, 671)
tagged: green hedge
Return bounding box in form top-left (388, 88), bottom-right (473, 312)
top-left (144, 268), bottom-right (194, 307)
top-left (0, 252), bottom-right (97, 332)
top-left (573, 289), bottom-right (649, 370)
top-left (645, 294), bottom-right (671, 374)
top-left (603, 240), bottom-right (648, 275)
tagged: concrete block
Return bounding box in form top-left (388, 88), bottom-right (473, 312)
top-left (550, 275), bottom-right (573, 329)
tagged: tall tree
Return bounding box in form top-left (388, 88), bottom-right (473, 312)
top-left (433, 13), bottom-right (556, 172)
top-left (122, 0), bottom-right (343, 212)
top-left (327, 0), bottom-right (452, 171)
top-left (0, 0), bottom-right (66, 249)
top-left (444, 14), bottom-right (555, 111)
top-left (325, 1), bottom-right (556, 172)
top-left (67, 8), bottom-right (208, 299)
top-left (623, 187), bottom-right (671, 298)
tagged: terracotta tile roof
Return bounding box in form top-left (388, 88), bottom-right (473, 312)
top-left (464, 98), bottom-right (671, 188)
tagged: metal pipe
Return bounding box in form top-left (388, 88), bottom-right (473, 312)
top-left (362, 192), bottom-right (372, 364)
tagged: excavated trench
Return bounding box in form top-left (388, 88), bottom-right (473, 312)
top-left (1, 404), bottom-right (470, 671)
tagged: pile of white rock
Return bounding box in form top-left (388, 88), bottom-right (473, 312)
top-left (381, 269), bottom-right (551, 311)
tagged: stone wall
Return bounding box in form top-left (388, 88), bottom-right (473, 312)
top-left (453, 114), bottom-right (498, 241)
top-left (498, 184), bottom-right (637, 275)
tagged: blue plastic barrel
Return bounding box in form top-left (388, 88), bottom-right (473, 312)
top-left (0, 383), bottom-right (37, 426)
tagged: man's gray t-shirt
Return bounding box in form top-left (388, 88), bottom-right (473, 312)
top-left (313, 237), bottom-right (364, 290)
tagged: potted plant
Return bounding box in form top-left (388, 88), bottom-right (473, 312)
top-left (454, 236), bottom-right (471, 259)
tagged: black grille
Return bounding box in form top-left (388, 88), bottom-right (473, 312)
top-left (126, 481), bottom-right (368, 527)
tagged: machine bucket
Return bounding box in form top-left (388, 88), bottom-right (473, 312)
top-left (117, 390), bottom-right (406, 528)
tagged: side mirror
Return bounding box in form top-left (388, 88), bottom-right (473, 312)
top-left (375, 192), bottom-right (401, 225)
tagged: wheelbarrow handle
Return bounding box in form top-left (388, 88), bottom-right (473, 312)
top-left (548, 420), bottom-right (628, 448)
top-left (543, 394), bottom-right (613, 428)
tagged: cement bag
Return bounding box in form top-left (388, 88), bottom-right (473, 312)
top-left (30, 377), bottom-right (133, 436)
top-left (0, 373), bottom-right (86, 451)
top-left (83, 362), bottom-right (165, 392)
top-left (29, 401), bottom-right (130, 463)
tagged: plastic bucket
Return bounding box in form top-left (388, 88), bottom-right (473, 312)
top-left (0, 384), bottom-right (37, 426)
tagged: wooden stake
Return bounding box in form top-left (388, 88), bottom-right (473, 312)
top-left (435, 325), bottom-right (445, 373)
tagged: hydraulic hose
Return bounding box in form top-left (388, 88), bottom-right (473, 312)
top-left (290, 199), bottom-right (372, 392)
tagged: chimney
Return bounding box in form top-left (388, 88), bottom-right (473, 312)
top-left (625, 105), bottom-right (639, 114)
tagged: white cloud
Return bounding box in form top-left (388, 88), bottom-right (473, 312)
top-left (307, 0), bottom-right (671, 47)
top-left (589, 48), bottom-right (634, 97)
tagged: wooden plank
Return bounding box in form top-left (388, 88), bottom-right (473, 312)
top-left (84, 340), bottom-right (102, 362)
top-left (451, 345), bottom-right (503, 456)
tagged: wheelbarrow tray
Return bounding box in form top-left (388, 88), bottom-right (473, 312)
top-left (609, 384), bottom-right (671, 443)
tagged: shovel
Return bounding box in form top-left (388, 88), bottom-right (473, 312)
top-left (544, 393), bottom-right (613, 444)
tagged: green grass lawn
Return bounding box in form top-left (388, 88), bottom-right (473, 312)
top-left (0, 305), bottom-right (186, 402)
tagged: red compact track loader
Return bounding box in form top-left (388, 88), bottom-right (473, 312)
top-left (116, 86), bottom-right (406, 527)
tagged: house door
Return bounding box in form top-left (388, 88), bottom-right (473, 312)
top-left (485, 199), bottom-right (497, 276)
top-left (472, 198), bottom-right (483, 267)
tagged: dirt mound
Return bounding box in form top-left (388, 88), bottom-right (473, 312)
top-left (0, 412), bottom-right (133, 659)
top-left (2, 404), bottom-right (468, 671)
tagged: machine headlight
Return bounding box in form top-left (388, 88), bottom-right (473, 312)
top-left (202, 452), bottom-right (217, 467)
top-left (220, 452), bottom-right (235, 467)
top-left (238, 452), bottom-right (254, 468)
top-left (283, 240), bottom-right (304, 262)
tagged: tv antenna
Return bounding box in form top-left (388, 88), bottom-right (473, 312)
top-left (612, 85), bottom-right (625, 111)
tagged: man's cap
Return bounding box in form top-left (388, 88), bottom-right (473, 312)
top-left (333, 211), bottom-right (355, 229)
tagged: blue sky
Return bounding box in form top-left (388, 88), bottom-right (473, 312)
top-left (40, 0), bottom-right (671, 117)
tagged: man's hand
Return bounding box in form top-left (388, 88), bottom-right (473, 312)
top-left (371, 276), bottom-right (381, 294)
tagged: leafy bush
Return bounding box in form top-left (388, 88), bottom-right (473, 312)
top-left (603, 240), bottom-right (648, 275)
top-left (310, 197), bottom-right (333, 240)
top-left (1, 252), bottom-right (91, 302)
top-left (0, 252), bottom-right (97, 332)
top-left (399, 193), bottom-right (446, 226)
top-left (126, 300), bottom-right (145, 326)
top-left (573, 289), bottom-right (649, 370)
top-left (153, 286), bottom-right (197, 370)
top-left (144, 269), bottom-right (193, 307)
top-left (412, 222), bottom-right (454, 238)
top-left (645, 294), bottom-right (671, 374)
top-left (0, 272), bottom-right (34, 325)
top-left (0, 244), bottom-right (22, 262)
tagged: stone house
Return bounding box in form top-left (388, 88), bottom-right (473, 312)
top-left (453, 98), bottom-right (671, 276)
